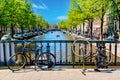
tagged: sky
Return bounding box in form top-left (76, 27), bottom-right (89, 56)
top-left (29, 0), bottom-right (70, 25)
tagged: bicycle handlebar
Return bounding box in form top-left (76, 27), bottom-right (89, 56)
top-left (22, 40), bottom-right (33, 50)
top-left (36, 44), bottom-right (43, 49)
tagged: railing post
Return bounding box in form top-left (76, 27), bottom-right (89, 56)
top-left (60, 42), bottom-right (62, 64)
top-left (3, 42), bottom-right (7, 66)
top-left (109, 42), bottom-right (112, 64)
top-left (9, 43), bottom-right (12, 57)
top-left (72, 44), bottom-right (75, 68)
top-left (90, 42), bottom-right (93, 64)
top-left (46, 42), bottom-right (50, 53)
top-left (54, 41), bottom-right (56, 64)
top-left (65, 42), bottom-right (68, 64)
top-left (0, 43), bottom-right (4, 66)
top-left (84, 41), bottom-right (87, 64)
top-left (114, 42), bottom-right (118, 65)
top-left (78, 43), bottom-right (81, 64)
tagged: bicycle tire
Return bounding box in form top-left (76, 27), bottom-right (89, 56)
top-left (36, 52), bottom-right (55, 70)
top-left (7, 53), bottom-right (26, 71)
top-left (95, 48), bottom-right (112, 68)
top-left (72, 39), bottom-right (91, 58)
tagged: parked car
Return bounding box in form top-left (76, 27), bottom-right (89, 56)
top-left (1, 33), bottom-right (11, 40)
top-left (13, 33), bottom-right (23, 39)
top-left (39, 31), bottom-right (43, 35)
top-left (23, 33), bottom-right (28, 38)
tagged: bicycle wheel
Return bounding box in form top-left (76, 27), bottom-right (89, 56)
top-left (72, 39), bottom-right (91, 58)
top-left (95, 49), bottom-right (112, 68)
top-left (37, 52), bottom-right (55, 70)
top-left (7, 53), bottom-right (26, 71)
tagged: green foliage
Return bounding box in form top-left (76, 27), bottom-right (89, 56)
top-left (64, 0), bottom-right (100, 29)
top-left (0, 0), bottom-right (49, 33)
top-left (109, 0), bottom-right (120, 16)
top-left (58, 20), bottom-right (67, 29)
top-left (62, 0), bottom-right (118, 31)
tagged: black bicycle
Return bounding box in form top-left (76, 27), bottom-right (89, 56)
top-left (7, 41), bottom-right (55, 72)
top-left (72, 39), bottom-right (112, 74)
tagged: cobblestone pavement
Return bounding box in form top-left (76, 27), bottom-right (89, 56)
top-left (0, 67), bottom-right (120, 80)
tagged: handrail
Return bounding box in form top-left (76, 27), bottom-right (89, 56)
top-left (0, 40), bottom-right (120, 67)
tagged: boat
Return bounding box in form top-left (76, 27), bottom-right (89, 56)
top-left (56, 35), bottom-right (60, 37)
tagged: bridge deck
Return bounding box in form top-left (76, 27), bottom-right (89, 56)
top-left (0, 67), bottom-right (120, 80)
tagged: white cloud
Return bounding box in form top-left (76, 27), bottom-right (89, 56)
top-left (40, 0), bottom-right (48, 9)
top-left (32, 1), bottom-right (48, 10)
top-left (57, 16), bottom-right (67, 20)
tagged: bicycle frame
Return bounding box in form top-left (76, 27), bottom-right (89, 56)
top-left (72, 40), bottom-right (112, 74)
top-left (7, 41), bottom-right (55, 72)
top-left (22, 44), bottom-right (42, 66)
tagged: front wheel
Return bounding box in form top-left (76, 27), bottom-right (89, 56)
top-left (7, 53), bottom-right (26, 71)
top-left (72, 39), bottom-right (91, 58)
top-left (36, 52), bottom-right (55, 70)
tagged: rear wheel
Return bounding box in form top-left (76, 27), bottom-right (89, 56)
top-left (7, 53), bottom-right (26, 71)
top-left (95, 49), bottom-right (112, 68)
top-left (37, 52), bottom-right (55, 70)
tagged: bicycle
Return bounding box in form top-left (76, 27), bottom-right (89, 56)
top-left (72, 39), bottom-right (112, 74)
top-left (7, 40), bottom-right (55, 72)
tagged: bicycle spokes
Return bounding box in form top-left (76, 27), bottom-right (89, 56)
top-left (37, 53), bottom-right (55, 70)
top-left (72, 39), bottom-right (91, 58)
top-left (7, 54), bottom-right (26, 71)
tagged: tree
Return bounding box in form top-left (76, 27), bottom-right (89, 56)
top-left (0, 0), bottom-right (50, 36)
top-left (36, 15), bottom-right (43, 29)
top-left (0, 0), bottom-right (34, 35)
top-left (109, 0), bottom-right (120, 32)
top-left (58, 20), bottom-right (67, 29)
top-left (69, 0), bottom-right (114, 39)
top-left (68, 0), bottom-right (100, 37)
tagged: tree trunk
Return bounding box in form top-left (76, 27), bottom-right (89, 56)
top-left (100, 17), bottom-right (104, 40)
top-left (10, 26), bottom-right (15, 38)
top-left (0, 25), bottom-right (2, 32)
top-left (83, 23), bottom-right (85, 34)
top-left (21, 26), bottom-right (24, 33)
top-left (119, 15), bottom-right (120, 32)
top-left (100, 6), bottom-right (105, 40)
top-left (90, 21), bottom-right (93, 39)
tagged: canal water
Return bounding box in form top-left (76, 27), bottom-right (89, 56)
top-left (34, 31), bottom-right (73, 63)
top-left (34, 31), bottom-right (72, 40)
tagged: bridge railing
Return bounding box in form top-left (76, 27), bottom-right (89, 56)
top-left (0, 40), bottom-right (120, 67)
